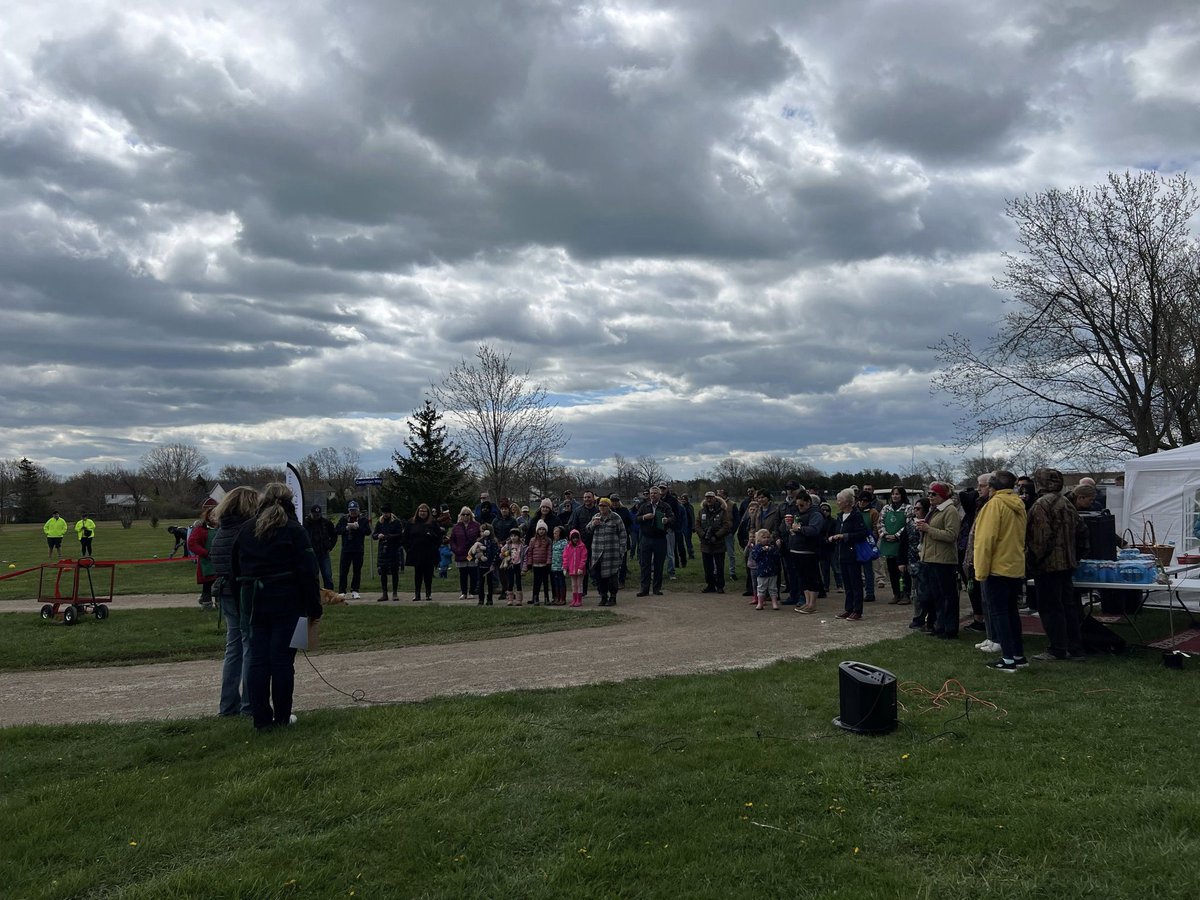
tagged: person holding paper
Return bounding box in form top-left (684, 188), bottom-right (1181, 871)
top-left (232, 482), bottom-right (323, 731)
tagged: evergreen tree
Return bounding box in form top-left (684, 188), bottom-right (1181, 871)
top-left (386, 400), bottom-right (473, 514)
top-left (17, 457), bottom-right (49, 523)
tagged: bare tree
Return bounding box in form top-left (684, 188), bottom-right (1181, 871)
top-left (216, 464), bottom-right (286, 486)
top-left (935, 171), bottom-right (1200, 461)
top-left (706, 458), bottom-right (751, 495)
top-left (140, 442), bottom-right (210, 501)
top-left (432, 345), bottom-right (568, 499)
top-left (611, 454), bottom-right (642, 501)
top-left (298, 447), bottom-right (363, 505)
top-left (628, 455), bottom-right (667, 492)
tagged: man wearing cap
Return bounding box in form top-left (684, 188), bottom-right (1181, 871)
top-left (717, 488), bottom-right (741, 580)
top-left (916, 482), bottom-right (962, 637)
top-left (304, 504), bottom-right (338, 590)
top-left (697, 491), bottom-right (731, 593)
top-left (1027, 467), bottom-right (1086, 661)
top-left (634, 485), bottom-right (674, 596)
top-left (585, 497), bottom-right (627, 606)
top-left (335, 501), bottom-right (369, 599)
top-left (43, 510), bottom-right (68, 559)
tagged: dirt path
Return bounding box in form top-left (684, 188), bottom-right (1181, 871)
top-left (0, 589), bottom-right (916, 727)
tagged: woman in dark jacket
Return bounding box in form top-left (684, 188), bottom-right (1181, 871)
top-left (817, 502), bottom-right (841, 595)
top-left (829, 489), bottom-right (869, 620)
top-left (406, 503), bottom-right (444, 602)
top-left (232, 482), bottom-right (322, 731)
top-left (372, 507), bottom-right (407, 601)
top-left (209, 486), bottom-right (260, 718)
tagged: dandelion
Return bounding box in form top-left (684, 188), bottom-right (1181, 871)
top-left (900, 754), bottom-right (910, 760)
top-left (128, 841), bottom-right (138, 847)
top-left (853, 847), bottom-right (860, 855)
top-left (744, 802), bottom-right (754, 807)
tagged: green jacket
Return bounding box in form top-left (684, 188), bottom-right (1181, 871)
top-left (75, 518), bottom-right (96, 541)
top-left (43, 516), bottom-right (68, 539)
top-left (879, 504), bottom-right (908, 558)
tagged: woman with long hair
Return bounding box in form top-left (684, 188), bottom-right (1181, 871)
top-left (407, 503), bottom-right (444, 601)
top-left (209, 486), bottom-right (260, 717)
top-left (232, 482), bottom-right (323, 730)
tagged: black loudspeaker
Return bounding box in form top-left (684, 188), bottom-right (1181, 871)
top-left (834, 661), bottom-right (898, 735)
top-left (1080, 511), bottom-right (1117, 560)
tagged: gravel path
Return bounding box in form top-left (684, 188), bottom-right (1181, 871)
top-left (0, 589), bottom-right (915, 727)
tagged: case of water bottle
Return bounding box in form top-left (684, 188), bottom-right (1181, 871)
top-left (1077, 550), bottom-right (1157, 584)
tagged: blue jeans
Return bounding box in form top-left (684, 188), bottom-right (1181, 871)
top-left (247, 604), bottom-right (300, 730)
top-left (725, 534), bottom-right (738, 576)
top-left (316, 553), bottom-right (334, 590)
top-left (860, 561), bottom-right (876, 601)
top-left (983, 576), bottom-right (1025, 661)
top-left (219, 592), bottom-right (251, 717)
top-left (666, 531), bottom-right (677, 576)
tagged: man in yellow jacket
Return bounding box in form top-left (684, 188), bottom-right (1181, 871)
top-left (43, 511), bottom-right (68, 559)
top-left (973, 471), bottom-right (1028, 672)
top-left (75, 514), bottom-right (97, 558)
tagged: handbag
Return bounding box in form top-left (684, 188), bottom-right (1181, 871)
top-left (855, 532), bottom-right (880, 563)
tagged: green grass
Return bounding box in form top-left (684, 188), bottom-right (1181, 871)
top-left (1, 520), bottom-right (714, 601)
top-left (0, 605), bottom-right (616, 672)
top-left (2, 634), bottom-right (1198, 899)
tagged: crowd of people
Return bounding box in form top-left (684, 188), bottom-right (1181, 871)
top-left (288, 471), bottom-right (1098, 674)
top-left (52, 466), bottom-right (1098, 731)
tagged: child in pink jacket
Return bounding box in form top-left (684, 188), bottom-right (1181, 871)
top-left (562, 528), bottom-right (589, 608)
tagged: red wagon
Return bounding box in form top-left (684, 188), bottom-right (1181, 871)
top-left (38, 557), bottom-right (117, 625)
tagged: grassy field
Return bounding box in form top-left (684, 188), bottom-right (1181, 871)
top-left (0, 605), bottom-right (617, 672)
top-left (2, 633), bottom-right (1197, 899)
top-left (0, 521), bottom-right (713, 601)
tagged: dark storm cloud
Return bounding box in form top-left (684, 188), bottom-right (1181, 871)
top-left (3, 0), bottom-right (1200, 479)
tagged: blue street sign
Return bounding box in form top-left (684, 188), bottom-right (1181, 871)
top-left (354, 477), bottom-right (384, 487)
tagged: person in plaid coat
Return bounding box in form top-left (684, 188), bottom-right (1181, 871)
top-left (585, 497), bottom-right (628, 607)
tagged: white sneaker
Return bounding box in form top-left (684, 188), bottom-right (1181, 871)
top-left (975, 639), bottom-right (990, 650)
top-left (351, 591), bottom-right (361, 600)
top-left (984, 640), bottom-right (1001, 653)
top-left (288, 714), bottom-right (297, 726)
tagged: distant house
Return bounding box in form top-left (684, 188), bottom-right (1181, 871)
top-left (104, 493), bottom-right (153, 517)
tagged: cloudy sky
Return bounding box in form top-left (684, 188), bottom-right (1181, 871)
top-left (3, 0), bottom-right (1199, 480)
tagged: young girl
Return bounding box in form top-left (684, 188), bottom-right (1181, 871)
top-left (500, 531), bottom-right (526, 605)
top-left (562, 528), bottom-right (589, 608)
top-left (469, 526), bottom-right (500, 606)
top-left (525, 521), bottom-right (553, 605)
top-left (749, 528), bottom-right (781, 610)
top-left (550, 526), bottom-right (568, 605)
top-left (438, 536), bottom-right (453, 579)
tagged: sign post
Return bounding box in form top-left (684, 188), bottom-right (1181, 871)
top-left (355, 477), bottom-right (384, 575)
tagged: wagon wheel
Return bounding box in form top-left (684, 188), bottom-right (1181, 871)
top-left (62, 604), bottom-right (79, 625)
top-left (40, 604), bottom-right (55, 620)
top-left (95, 604), bottom-right (110, 621)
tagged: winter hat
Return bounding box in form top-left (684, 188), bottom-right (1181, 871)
top-left (1033, 467), bottom-right (1064, 494)
top-left (929, 483), bottom-right (951, 502)
top-left (536, 521), bottom-right (548, 532)
top-left (481, 526), bottom-right (492, 536)
top-left (347, 500), bottom-right (359, 510)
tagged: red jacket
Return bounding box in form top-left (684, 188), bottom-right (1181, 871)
top-left (188, 523), bottom-right (216, 584)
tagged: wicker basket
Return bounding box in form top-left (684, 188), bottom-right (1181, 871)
top-left (1131, 522), bottom-right (1174, 567)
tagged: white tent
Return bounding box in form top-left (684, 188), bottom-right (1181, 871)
top-left (1119, 443), bottom-right (1200, 554)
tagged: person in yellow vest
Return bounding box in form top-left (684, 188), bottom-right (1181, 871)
top-left (75, 513), bottom-right (97, 557)
top-left (43, 510), bottom-right (68, 559)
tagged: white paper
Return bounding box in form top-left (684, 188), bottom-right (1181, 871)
top-left (289, 615), bottom-right (309, 650)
